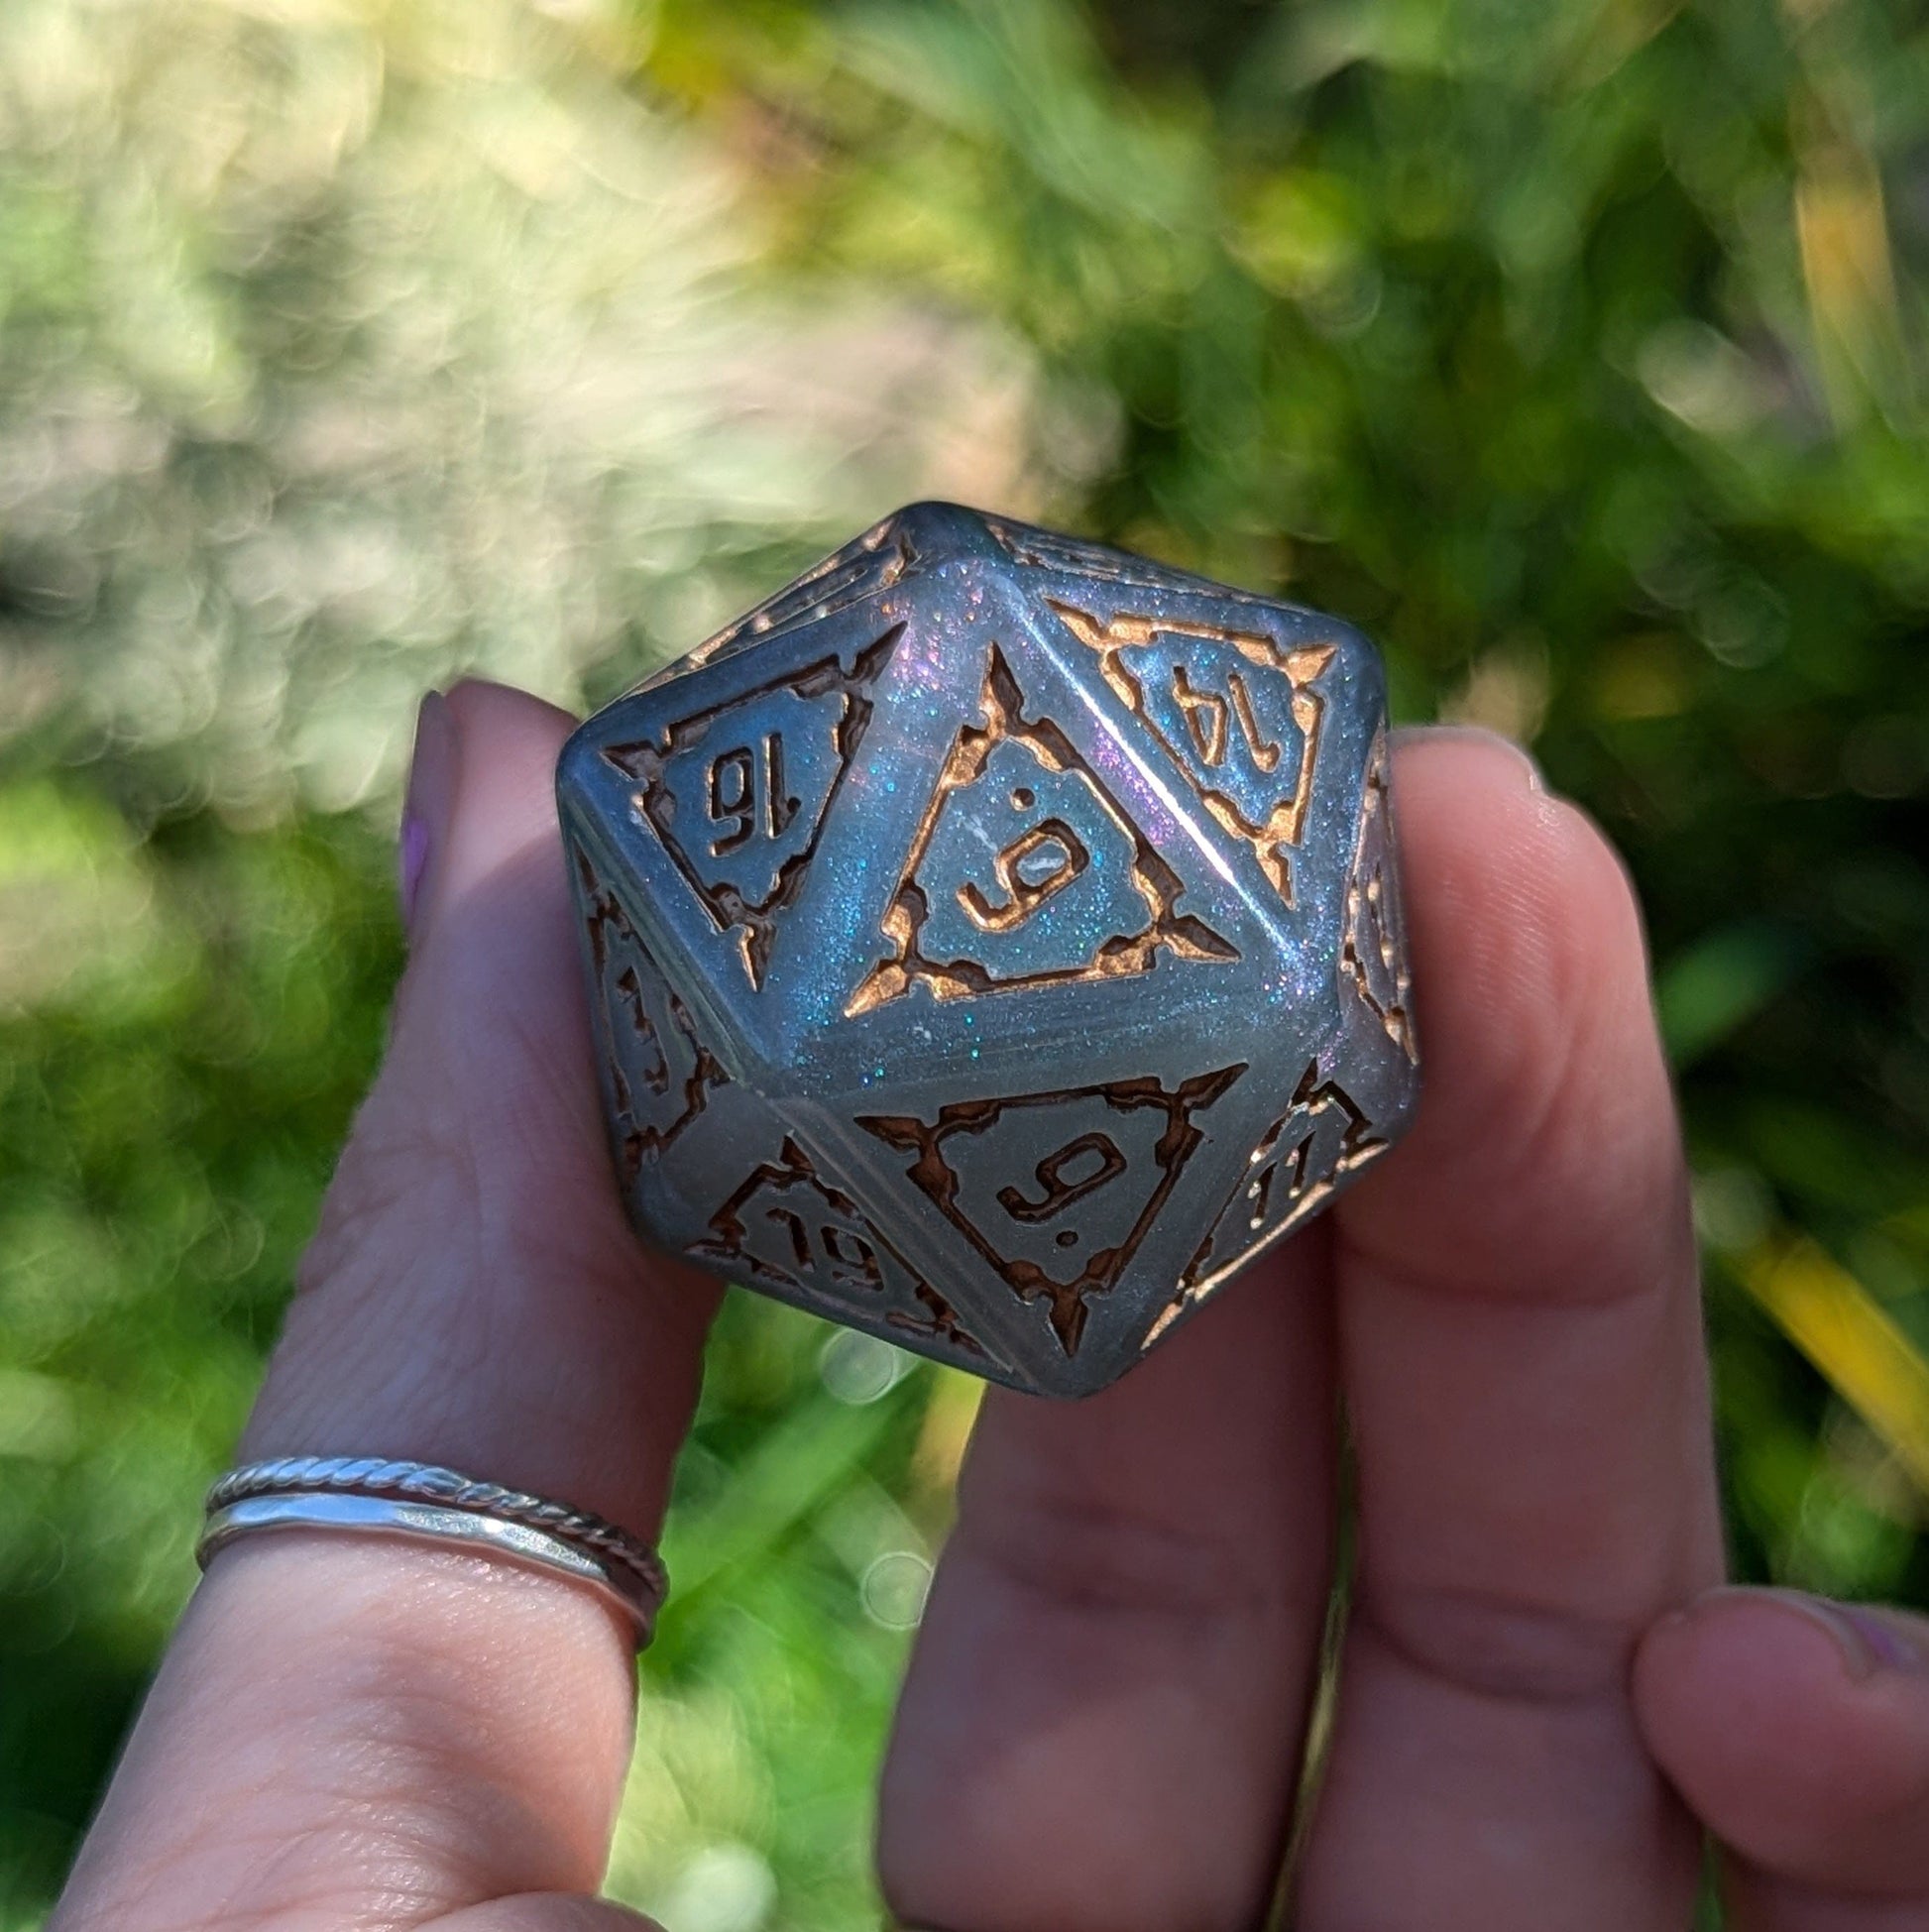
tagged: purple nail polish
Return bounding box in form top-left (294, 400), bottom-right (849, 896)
top-left (399, 811), bottom-right (430, 930)
top-left (1833, 1603), bottom-right (1920, 1672)
top-left (397, 690), bottom-right (456, 937)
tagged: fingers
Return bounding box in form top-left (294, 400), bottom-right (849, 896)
top-left (53, 683), bottom-right (718, 1932)
top-left (876, 1235), bottom-right (1338, 1932)
top-left (1296, 731), bottom-right (1725, 1928)
top-left (251, 681), bottom-right (715, 1511)
top-left (1637, 1589), bottom-right (1929, 1928)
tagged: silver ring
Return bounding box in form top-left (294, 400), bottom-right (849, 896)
top-left (197, 1456), bottom-right (667, 1646)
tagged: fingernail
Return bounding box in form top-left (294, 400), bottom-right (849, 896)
top-left (1732, 1588), bottom-right (1922, 1681)
top-left (1832, 1602), bottom-right (1922, 1673)
top-left (1390, 722), bottom-right (1544, 790)
top-left (399, 691), bottom-right (456, 936)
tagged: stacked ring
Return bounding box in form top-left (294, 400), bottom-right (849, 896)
top-left (196, 1456), bottom-right (668, 1646)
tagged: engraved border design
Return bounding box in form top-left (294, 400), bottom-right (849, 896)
top-left (672, 518), bottom-right (918, 679)
top-left (983, 516), bottom-right (1278, 605)
top-left (846, 643), bottom-right (1237, 1016)
top-left (606, 626), bottom-right (902, 989)
top-left (1142, 1062), bottom-right (1388, 1349)
top-left (859, 1063), bottom-right (1247, 1358)
top-left (891, 1281), bottom-right (986, 1357)
top-left (574, 844), bottom-right (728, 1177)
top-left (1048, 599), bottom-right (1334, 906)
top-left (693, 1135), bottom-right (985, 1361)
top-left (1340, 730), bottom-right (1418, 1063)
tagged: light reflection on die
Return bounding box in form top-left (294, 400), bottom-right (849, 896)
top-left (558, 503), bottom-right (1419, 1397)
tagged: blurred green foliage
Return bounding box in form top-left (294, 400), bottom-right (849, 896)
top-left (4, 0), bottom-right (1928, 1925)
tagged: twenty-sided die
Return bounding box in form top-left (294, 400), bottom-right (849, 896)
top-left (557, 503), bottom-right (1419, 1397)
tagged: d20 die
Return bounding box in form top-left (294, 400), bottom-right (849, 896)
top-left (557, 502), bottom-right (1419, 1397)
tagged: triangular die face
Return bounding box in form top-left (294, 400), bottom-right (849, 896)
top-left (859, 1064), bottom-right (1245, 1358)
top-left (1342, 731), bottom-right (1418, 1063)
top-left (574, 843), bottom-right (729, 1180)
top-left (981, 513), bottom-right (1277, 605)
top-left (1048, 600), bottom-right (1335, 908)
top-left (652, 512), bottom-right (923, 685)
top-left (691, 1136), bottom-right (994, 1370)
top-left (605, 627), bottom-right (901, 989)
top-left (1144, 1062), bottom-right (1391, 1348)
top-left (1205, 1065), bottom-right (1386, 1271)
top-left (847, 643), bottom-right (1237, 1014)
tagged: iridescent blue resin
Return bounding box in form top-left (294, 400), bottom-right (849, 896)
top-left (557, 504), bottom-right (1419, 1396)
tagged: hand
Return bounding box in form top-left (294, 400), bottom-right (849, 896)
top-left (49, 682), bottom-right (1929, 1932)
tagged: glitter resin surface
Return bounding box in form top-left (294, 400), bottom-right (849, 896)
top-left (557, 503), bottom-right (1420, 1397)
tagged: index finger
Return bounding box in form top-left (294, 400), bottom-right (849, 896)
top-left (52, 685), bottom-right (716, 1932)
top-left (1297, 731), bottom-right (1726, 1926)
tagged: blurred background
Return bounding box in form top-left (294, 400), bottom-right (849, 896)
top-left (3, 0), bottom-right (1928, 1923)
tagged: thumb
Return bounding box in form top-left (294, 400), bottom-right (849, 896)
top-left (53, 680), bottom-right (719, 1932)
top-left (248, 678), bottom-right (720, 1513)
top-left (1636, 1586), bottom-right (1929, 1919)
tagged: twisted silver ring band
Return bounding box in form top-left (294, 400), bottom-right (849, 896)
top-left (197, 1456), bottom-right (668, 1646)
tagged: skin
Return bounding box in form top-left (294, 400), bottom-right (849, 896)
top-left (46, 680), bottom-right (1929, 1932)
